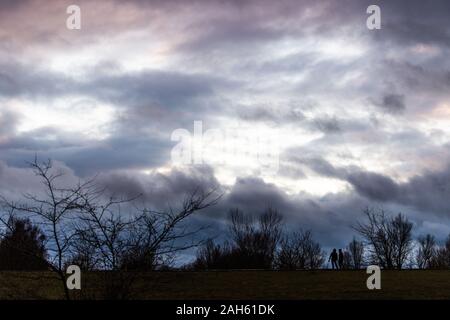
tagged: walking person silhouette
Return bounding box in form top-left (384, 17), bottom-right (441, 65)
top-left (328, 248), bottom-right (338, 270)
top-left (338, 249), bottom-right (344, 270)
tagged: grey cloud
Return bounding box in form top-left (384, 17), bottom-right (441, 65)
top-left (237, 104), bottom-right (365, 136)
top-left (383, 60), bottom-right (450, 96)
top-left (206, 175), bottom-right (403, 249)
top-left (0, 61), bottom-right (74, 98)
top-left (0, 108), bottom-right (20, 137)
top-left (313, 116), bottom-right (341, 134)
top-left (402, 167), bottom-right (450, 214)
top-left (346, 171), bottom-right (399, 202)
top-left (0, 128), bottom-right (171, 176)
top-left (301, 156), bottom-right (450, 217)
top-left (277, 163), bottom-right (306, 180)
top-left (193, 175), bottom-right (365, 248)
top-left (97, 165), bottom-right (222, 209)
top-left (85, 71), bottom-right (235, 112)
top-left (375, 0), bottom-right (450, 48)
top-left (375, 93), bottom-right (406, 114)
top-left (61, 138), bottom-right (171, 176)
top-left (0, 159), bottom-right (80, 200)
top-left (0, 0), bottom-right (30, 10)
top-left (224, 177), bottom-right (295, 214)
top-left (0, 61), bottom-right (235, 113)
top-left (236, 105), bottom-right (306, 125)
top-left (0, 61), bottom-right (239, 175)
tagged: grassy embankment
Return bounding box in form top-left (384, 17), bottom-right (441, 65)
top-left (0, 270), bottom-right (448, 300)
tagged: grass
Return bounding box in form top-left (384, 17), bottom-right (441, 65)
top-left (0, 270), bottom-right (449, 300)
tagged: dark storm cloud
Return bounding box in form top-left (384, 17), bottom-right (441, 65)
top-left (401, 166), bottom-right (450, 214)
top-left (374, 0), bottom-right (450, 47)
top-left (0, 61), bottom-right (73, 98)
top-left (378, 93), bottom-right (406, 113)
top-left (197, 175), bottom-right (384, 248)
top-left (97, 165), bottom-right (222, 209)
top-left (224, 177), bottom-right (295, 214)
top-left (60, 137), bottom-right (171, 176)
top-left (0, 61), bottom-right (235, 112)
top-left (300, 156), bottom-right (450, 216)
top-left (346, 170), bottom-right (399, 202)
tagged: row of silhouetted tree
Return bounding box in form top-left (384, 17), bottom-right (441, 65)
top-left (1, 159), bottom-right (450, 278)
top-left (188, 208), bottom-right (325, 270)
top-left (187, 207), bottom-right (450, 271)
top-left (2, 198), bottom-right (450, 274)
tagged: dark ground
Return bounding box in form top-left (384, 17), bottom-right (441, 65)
top-left (0, 270), bottom-right (449, 300)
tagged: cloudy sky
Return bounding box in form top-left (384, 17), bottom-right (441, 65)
top-left (1, 0), bottom-right (450, 255)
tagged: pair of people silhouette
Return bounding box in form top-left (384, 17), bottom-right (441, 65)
top-left (328, 248), bottom-right (344, 270)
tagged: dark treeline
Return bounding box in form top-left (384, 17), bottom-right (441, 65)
top-left (0, 159), bottom-right (450, 298)
top-left (187, 208), bottom-right (325, 270)
top-left (186, 207), bottom-right (450, 271)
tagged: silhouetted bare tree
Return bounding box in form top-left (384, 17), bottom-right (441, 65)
top-left (0, 158), bottom-right (221, 299)
top-left (0, 158), bottom-right (95, 299)
top-left (429, 234), bottom-right (450, 269)
top-left (229, 207), bottom-right (283, 269)
top-left (276, 236), bottom-right (298, 270)
top-left (416, 234), bottom-right (436, 269)
top-left (191, 239), bottom-right (235, 270)
top-left (276, 230), bottom-right (324, 270)
top-left (347, 237), bottom-right (364, 269)
top-left (341, 250), bottom-right (352, 269)
top-left (353, 208), bottom-right (413, 269)
top-left (73, 188), bottom-right (219, 271)
top-left (66, 229), bottom-right (100, 271)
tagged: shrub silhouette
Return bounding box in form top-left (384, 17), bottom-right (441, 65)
top-left (0, 217), bottom-right (48, 270)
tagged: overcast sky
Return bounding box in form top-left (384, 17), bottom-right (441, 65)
top-left (1, 0), bottom-right (450, 255)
